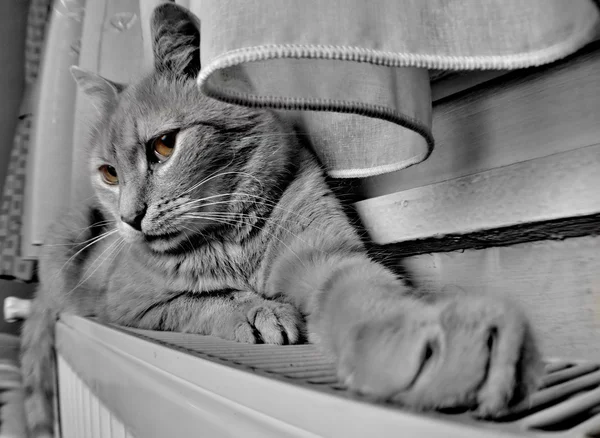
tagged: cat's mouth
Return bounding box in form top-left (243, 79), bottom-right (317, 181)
top-left (142, 229), bottom-right (189, 253)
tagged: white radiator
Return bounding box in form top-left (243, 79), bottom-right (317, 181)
top-left (55, 314), bottom-right (600, 438)
top-left (57, 356), bottom-right (134, 438)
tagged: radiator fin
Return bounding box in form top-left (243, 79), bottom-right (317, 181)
top-left (57, 356), bottom-right (135, 438)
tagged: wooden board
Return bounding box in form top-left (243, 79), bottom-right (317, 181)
top-left (361, 43), bottom-right (600, 198)
top-left (401, 235), bottom-right (600, 361)
top-left (356, 143), bottom-right (600, 245)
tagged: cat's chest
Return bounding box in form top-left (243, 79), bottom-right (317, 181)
top-left (147, 240), bottom-right (257, 292)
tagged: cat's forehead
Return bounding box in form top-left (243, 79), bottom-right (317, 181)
top-left (91, 74), bottom-right (259, 162)
top-left (94, 76), bottom-right (195, 154)
top-left (130, 75), bottom-right (240, 133)
top-left (117, 76), bottom-right (192, 138)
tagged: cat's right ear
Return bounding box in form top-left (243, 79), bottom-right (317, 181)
top-left (70, 66), bottom-right (124, 112)
top-left (151, 3), bottom-right (201, 78)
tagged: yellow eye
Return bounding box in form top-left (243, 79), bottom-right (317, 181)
top-left (99, 165), bottom-right (118, 185)
top-left (153, 132), bottom-right (177, 161)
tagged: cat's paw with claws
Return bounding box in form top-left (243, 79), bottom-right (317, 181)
top-left (232, 300), bottom-right (304, 345)
top-left (337, 296), bottom-right (543, 417)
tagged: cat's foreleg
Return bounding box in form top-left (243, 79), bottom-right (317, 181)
top-left (114, 289), bottom-right (304, 345)
top-left (270, 250), bottom-right (542, 417)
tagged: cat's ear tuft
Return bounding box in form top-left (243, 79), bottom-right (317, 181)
top-left (151, 3), bottom-right (201, 78)
top-left (70, 66), bottom-right (124, 111)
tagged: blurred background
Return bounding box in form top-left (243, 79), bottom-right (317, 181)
top-left (0, 0), bottom-right (36, 336)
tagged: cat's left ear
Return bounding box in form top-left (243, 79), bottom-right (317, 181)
top-left (70, 66), bottom-right (125, 112)
top-left (151, 3), bottom-right (201, 78)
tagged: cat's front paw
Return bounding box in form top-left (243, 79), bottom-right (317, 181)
top-left (337, 296), bottom-right (543, 417)
top-left (230, 300), bottom-right (304, 345)
top-left (246, 301), bottom-right (304, 344)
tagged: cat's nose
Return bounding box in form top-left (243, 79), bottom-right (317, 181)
top-left (121, 206), bottom-right (147, 232)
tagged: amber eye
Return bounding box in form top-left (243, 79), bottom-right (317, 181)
top-left (152, 132), bottom-right (177, 161)
top-left (99, 165), bottom-right (119, 185)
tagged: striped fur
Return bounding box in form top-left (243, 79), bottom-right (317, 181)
top-left (21, 3), bottom-right (543, 437)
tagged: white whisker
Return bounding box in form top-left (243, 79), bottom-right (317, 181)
top-left (180, 225), bottom-right (200, 251)
top-left (185, 213), bottom-right (307, 267)
top-left (44, 222), bottom-right (117, 248)
top-left (185, 210), bottom-right (324, 253)
top-left (69, 236), bottom-right (125, 292)
top-left (51, 229), bottom-right (119, 283)
top-left (177, 193), bottom-right (332, 236)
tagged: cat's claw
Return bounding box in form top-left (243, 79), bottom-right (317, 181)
top-left (337, 296), bottom-right (543, 417)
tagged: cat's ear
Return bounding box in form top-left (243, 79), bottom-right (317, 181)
top-left (70, 66), bottom-right (124, 111)
top-left (151, 2), bottom-right (201, 78)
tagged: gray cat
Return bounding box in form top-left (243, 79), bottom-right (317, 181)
top-left (20, 3), bottom-right (542, 437)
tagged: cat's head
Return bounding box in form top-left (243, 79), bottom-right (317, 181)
top-left (72, 3), bottom-right (295, 253)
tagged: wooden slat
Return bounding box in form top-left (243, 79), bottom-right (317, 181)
top-left (356, 143), bottom-right (600, 246)
top-left (356, 44), bottom-right (600, 251)
top-left (361, 43), bottom-right (600, 198)
top-left (402, 235), bottom-right (600, 361)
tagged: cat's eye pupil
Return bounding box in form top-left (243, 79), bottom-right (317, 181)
top-left (160, 134), bottom-right (175, 148)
